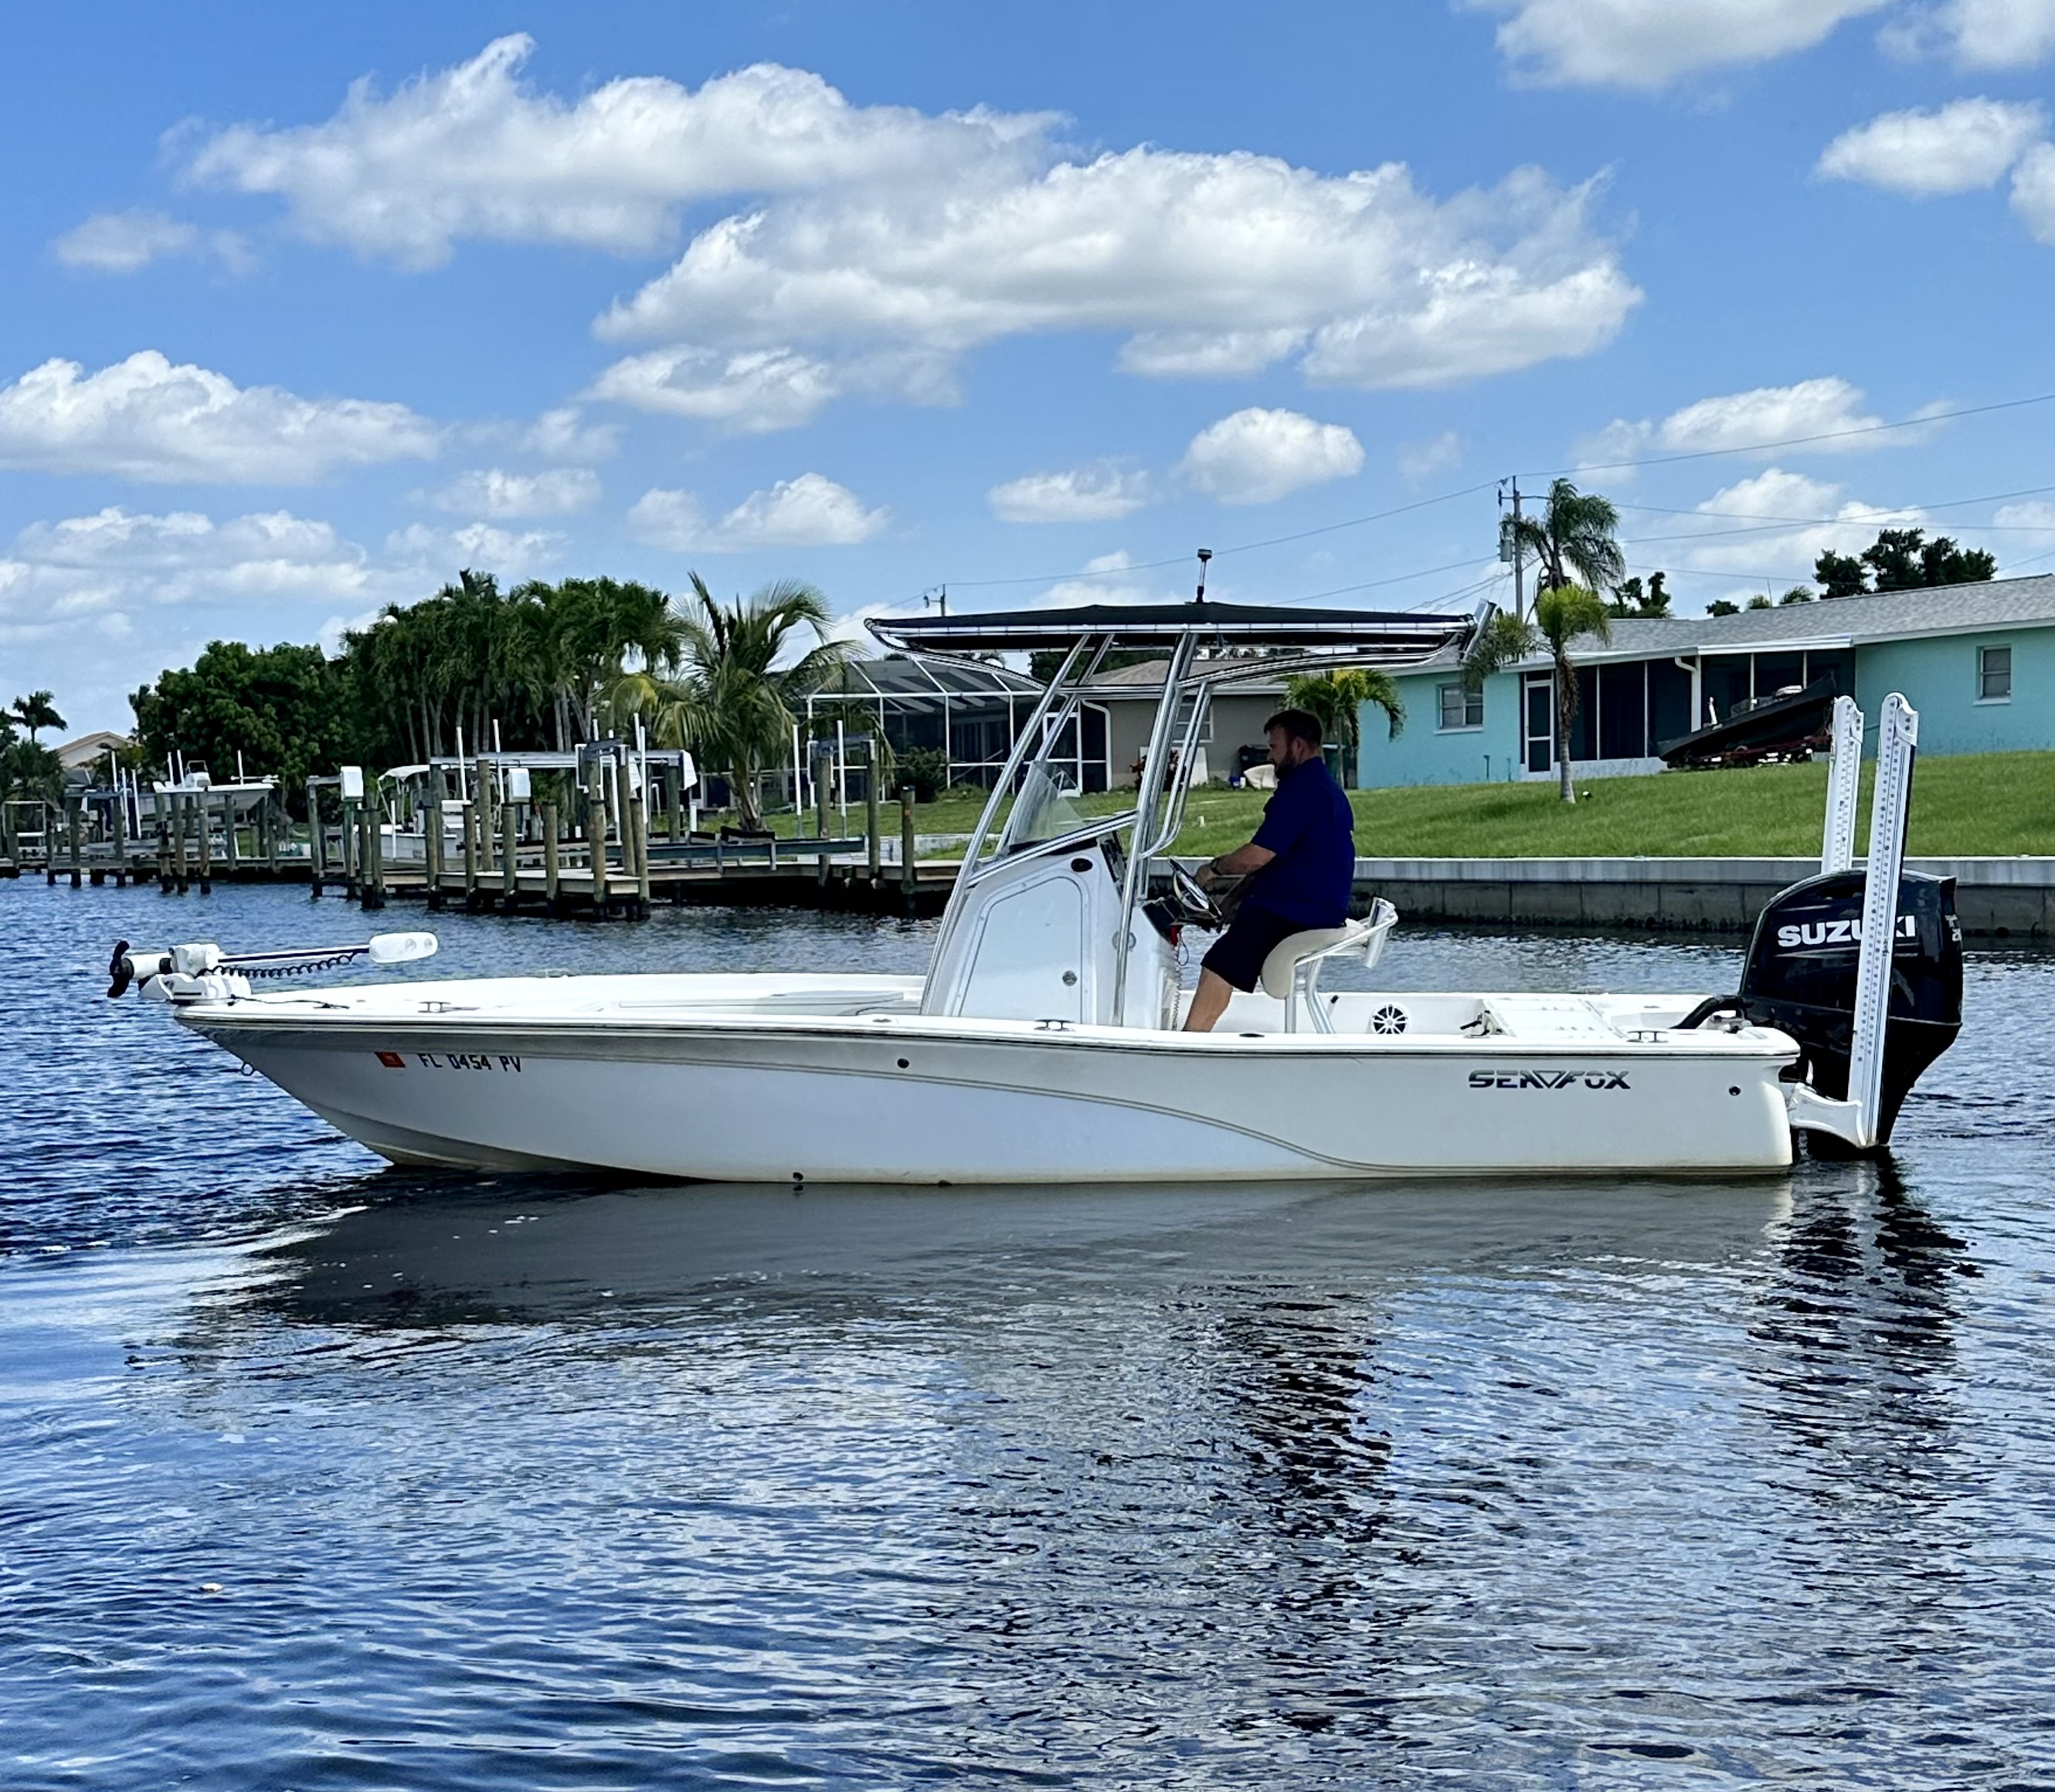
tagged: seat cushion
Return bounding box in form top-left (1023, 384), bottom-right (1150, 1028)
top-left (1258, 924), bottom-right (1358, 999)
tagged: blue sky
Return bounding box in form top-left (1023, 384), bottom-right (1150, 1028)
top-left (4, 0), bottom-right (2053, 731)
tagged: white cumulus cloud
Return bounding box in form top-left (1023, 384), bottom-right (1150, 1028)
top-left (987, 463), bottom-right (1154, 524)
top-left (586, 346), bottom-right (856, 433)
top-left (178, 36), bottom-right (1637, 417)
top-left (627, 473), bottom-right (886, 552)
top-left (1469, 0), bottom-right (1888, 87)
top-left (385, 521), bottom-right (566, 583)
top-left (0, 507), bottom-right (383, 669)
top-left (1893, 0), bottom-right (2055, 67)
top-left (0, 351), bottom-right (439, 484)
top-left (1652, 467), bottom-right (1919, 601)
top-left (0, 501), bottom-right (571, 729)
top-left (600, 152), bottom-right (1637, 406)
top-left (184, 34), bottom-right (1049, 268)
top-left (1399, 430), bottom-right (1466, 482)
top-left (54, 210), bottom-right (199, 273)
top-left (1177, 409), bottom-right (1364, 505)
top-left (1991, 497), bottom-right (2055, 568)
top-left (512, 406), bottom-right (620, 462)
top-left (427, 466), bottom-right (600, 518)
top-left (2012, 141), bottom-right (2055, 239)
top-left (1031, 549), bottom-right (1191, 612)
top-left (1818, 97), bottom-right (2048, 194)
top-left (1579, 376), bottom-right (1929, 470)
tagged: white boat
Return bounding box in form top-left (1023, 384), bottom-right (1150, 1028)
top-left (110, 599), bottom-right (1962, 1181)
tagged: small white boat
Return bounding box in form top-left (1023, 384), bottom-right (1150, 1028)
top-left (111, 599), bottom-right (1961, 1182)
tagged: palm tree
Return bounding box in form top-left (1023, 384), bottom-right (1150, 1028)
top-left (1508, 480), bottom-right (1625, 614)
top-left (541, 577), bottom-right (687, 743)
top-left (1463, 585), bottom-right (1612, 804)
top-left (627, 575), bottom-right (853, 829)
top-left (11, 691), bottom-right (65, 745)
top-left (1282, 667), bottom-right (1404, 787)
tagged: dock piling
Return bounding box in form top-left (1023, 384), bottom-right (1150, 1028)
top-left (307, 779), bottom-right (325, 897)
top-left (900, 787), bottom-right (915, 908)
top-left (362, 802), bottom-right (386, 910)
top-left (592, 768), bottom-right (613, 915)
top-left (814, 742), bottom-right (831, 888)
top-left (424, 786), bottom-right (444, 911)
top-left (500, 794), bottom-right (518, 912)
top-left (629, 784), bottom-right (651, 918)
top-left (542, 802), bottom-right (561, 912)
top-left (195, 791), bottom-right (212, 895)
top-left (339, 797), bottom-right (359, 901)
top-left (864, 738), bottom-right (881, 884)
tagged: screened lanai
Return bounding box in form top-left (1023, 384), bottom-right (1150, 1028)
top-left (803, 655), bottom-right (1112, 792)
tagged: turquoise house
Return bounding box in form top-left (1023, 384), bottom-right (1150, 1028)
top-left (1358, 573), bottom-right (2055, 788)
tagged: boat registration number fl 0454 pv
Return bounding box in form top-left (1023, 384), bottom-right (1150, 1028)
top-left (110, 606), bottom-right (1958, 1179)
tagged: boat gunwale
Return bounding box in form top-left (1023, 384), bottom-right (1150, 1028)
top-left (174, 1002), bottom-right (1800, 1063)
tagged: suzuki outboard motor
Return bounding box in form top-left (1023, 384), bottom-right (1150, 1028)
top-left (1737, 869), bottom-right (1962, 1145)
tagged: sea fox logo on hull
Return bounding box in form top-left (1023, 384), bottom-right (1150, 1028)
top-left (1469, 1070), bottom-right (1630, 1091)
top-left (1775, 915), bottom-right (1918, 949)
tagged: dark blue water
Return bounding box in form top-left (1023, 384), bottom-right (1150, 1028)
top-left (5, 878), bottom-right (2054, 1789)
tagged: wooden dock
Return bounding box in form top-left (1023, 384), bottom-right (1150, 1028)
top-left (362, 843), bottom-right (958, 918)
top-left (7, 759), bottom-right (962, 917)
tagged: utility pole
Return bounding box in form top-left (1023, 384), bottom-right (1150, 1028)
top-left (1194, 547), bottom-right (1212, 606)
top-left (922, 584), bottom-right (948, 617)
top-left (1499, 477), bottom-right (1526, 623)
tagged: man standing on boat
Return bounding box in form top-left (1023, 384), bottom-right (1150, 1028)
top-left (1183, 708), bottom-right (1355, 1032)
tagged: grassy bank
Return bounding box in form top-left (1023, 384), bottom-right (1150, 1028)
top-left (756, 750), bottom-right (2054, 859)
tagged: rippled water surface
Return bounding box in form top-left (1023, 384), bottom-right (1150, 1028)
top-left (5, 879), bottom-right (2054, 1789)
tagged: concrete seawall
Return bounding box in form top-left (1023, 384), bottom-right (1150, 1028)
top-left (1341, 856), bottom-right (2055, 937)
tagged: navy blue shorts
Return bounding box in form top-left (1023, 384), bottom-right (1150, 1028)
top-left (1199, 906), bottom-right (1307, 993)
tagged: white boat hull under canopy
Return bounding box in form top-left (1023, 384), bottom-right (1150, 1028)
top-left (177, 973), bottom-right (1802, 1181)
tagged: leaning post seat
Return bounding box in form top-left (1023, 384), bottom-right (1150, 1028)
top-left (1258, 898), bottom-right (1398, 1033)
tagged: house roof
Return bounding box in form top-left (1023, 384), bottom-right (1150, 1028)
top-left (54, 729), bottom-right (132, 769)
top-left (1089, 655), bottom-right (1292, 695)
top-left (817, 654), bottom-right (1041, 697)
top-left (1398, 572), bottom-right (2055, 675)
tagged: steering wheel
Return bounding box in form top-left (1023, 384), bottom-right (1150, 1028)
top-left (1170, 862), bottom-right (1226, 929)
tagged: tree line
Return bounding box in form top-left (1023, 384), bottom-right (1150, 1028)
top-left (127, 572), bottom-right (851, 826)
top-left (1, 691), bottom-right (69, 812)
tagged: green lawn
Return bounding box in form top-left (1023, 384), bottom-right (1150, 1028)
top-left (749, 750), bottom-right (2055, 859)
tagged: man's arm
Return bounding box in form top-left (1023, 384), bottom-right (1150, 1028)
top-left (1196, 842), bottom-right (1274, 885)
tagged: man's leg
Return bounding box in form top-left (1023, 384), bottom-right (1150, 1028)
top-left (1183, 968), bottom-right (1234, 1033)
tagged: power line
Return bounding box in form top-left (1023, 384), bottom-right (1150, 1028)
top-left (1274, 556), bottom-right (1497, 606)
top-left (942, 480), bottom-right (1498, 591)
top-left (1543, 391), bottom-right (2055, 477)
top-left (936, 389), bottom-right (2055, 601)
top-left (1615, 480), bottom-right (2055, 531)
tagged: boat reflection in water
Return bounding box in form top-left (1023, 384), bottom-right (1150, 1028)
top-left (246, 1173), bottom-right (1799, 1332)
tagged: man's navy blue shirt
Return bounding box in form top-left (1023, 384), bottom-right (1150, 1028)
top-left (1241, 755), bottom-right (1355, 929)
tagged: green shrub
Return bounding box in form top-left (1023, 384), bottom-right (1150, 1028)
top-left (898, 747), bottom-right (949, 800)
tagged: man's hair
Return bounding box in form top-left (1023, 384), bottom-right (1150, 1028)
top-left (1263, 708), bottom-right (1323, 750)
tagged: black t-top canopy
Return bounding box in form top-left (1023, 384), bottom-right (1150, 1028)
top-left (868, 599), bottom-right (1476, 656)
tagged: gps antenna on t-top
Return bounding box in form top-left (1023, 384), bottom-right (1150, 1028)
top-left (1194, 547), bottom-right (1212, 606)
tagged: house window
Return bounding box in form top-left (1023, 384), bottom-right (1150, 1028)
top-left (1438, 681), bottom-right (1484, 731)
top-left (1978, 643), bottom-right (2012, 703)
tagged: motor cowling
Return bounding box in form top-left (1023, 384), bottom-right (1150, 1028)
top-left (1738, 869), bottom-right (1962, 1144)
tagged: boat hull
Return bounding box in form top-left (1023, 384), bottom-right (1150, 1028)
top-left (180, 993), bottom-right (1799, 1182)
